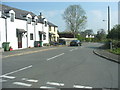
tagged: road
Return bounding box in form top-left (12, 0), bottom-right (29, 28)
top-left (1, 43), bottom-right (118, 89)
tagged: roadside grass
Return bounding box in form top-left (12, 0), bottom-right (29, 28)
top-left (109, 48), bottom-right (120, 55)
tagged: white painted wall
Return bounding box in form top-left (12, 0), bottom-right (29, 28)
top-left (0, 10), bottom-right (53, 50)
top-left (15, 19), bottom-right (27, 49)
top-left (0, 18), bottom-right (6, 48)
top-left (27, 22), bottom-right (35, 47)
top-left (43, 24), bottom-right (49, 44)
top-left (7, 18), bottom-right (18, 50)
top-left (35, 23), bottom-right (42, 41)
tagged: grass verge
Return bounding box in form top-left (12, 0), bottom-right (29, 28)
top-left (109, 48), bottom-right (120, 55)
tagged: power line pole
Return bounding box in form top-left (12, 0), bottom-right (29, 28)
top-left (108, 6), bottom-right (110, 33)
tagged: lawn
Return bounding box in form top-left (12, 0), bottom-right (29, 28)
top-left (109, 48), bottom-right (120, 55)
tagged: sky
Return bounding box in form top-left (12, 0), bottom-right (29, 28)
top-left (1, 1), bottom-right (119, 34)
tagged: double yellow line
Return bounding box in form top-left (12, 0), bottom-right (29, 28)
top-left (3, 48), bottom-right (56, 58)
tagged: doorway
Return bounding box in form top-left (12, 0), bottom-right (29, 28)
top-left (18, 33), bottom-right (22, 48)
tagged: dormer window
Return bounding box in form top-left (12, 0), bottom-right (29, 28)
top-left (0, 11), bottom-right (1, 18)
top-left (35, 19), bottom-right (38, 25)
top-left (45, 21), bottom-right (47, 27)
top-left (27, 17), bottom-right (32, 24)
top-left (10, 13), bottom-right (14, 22)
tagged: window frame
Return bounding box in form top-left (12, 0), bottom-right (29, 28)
top-left (10, 13), bottom-right (14, 22)
top-left (49, 26), bottom-right (51, 31)
top-left (27, 17), bottom-right (32, 24)
top-left (45, 21), bottom-right (47, 27)
top-left (43, 34), bottom-right (46, 40)
top-left (30, 33), bottom-right (33, 40)
top-left (35, 19), bottom-right (38, 25)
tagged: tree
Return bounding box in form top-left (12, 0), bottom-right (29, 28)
top-left (96, 29), bottom-right (106, 41)
top-left (62, 5), bottom-right (87, 38)
top-left (107, 24), bottom-right (120, 40)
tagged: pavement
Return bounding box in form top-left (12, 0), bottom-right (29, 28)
top-left (93, 47), bottom-right (120, 64)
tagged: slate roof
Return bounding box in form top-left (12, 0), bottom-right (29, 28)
top-left (48, 21), bottom-right (58, 27)
top-left (0, 4), bottom-right (36, 20)
top-left (0, 4), bottom-right (58, 26)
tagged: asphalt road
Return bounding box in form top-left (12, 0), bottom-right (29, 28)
top-left (1, 43), bottom-right (118, 89)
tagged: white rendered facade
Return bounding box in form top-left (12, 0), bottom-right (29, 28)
top-left (0, 6), bottom-right (50, 50)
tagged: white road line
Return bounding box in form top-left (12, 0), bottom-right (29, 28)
top-left (0, 79), bottom-right (7, 82)
top-left (73, 85), bottom-right (85, 88)
top-left (0, 65), bottom-right (32, 76)
top-left (0, 75), bottom-right (15, 79)
top-left (84, 86), bottom-right (93, 89)
top-left (46, 82), bottom-right (64, 86)
top-left (40, 86), bottom-right (56, 89)
top-left (47, 53), bottom-right (65, 61)
top-left (73, 85), bottom-right (92, 89)
top-left (70, 49), bottom-right (74, 51)
top-left (70, 48), bottom-right (78, 51)
top-left (13, 82), bottom-right (32, 87)
top-left (22, 78), bottom-right (38, 83)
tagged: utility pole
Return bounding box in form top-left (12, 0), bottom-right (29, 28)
top-left (108, 6), bottom-right (110, 33)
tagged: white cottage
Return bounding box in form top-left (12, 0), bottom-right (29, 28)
top-left (0, 4), bottom-right (49, 50)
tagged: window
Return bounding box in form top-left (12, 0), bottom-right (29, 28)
top-left (49, 26), bottom-right (51, 31)
top-left (35, 19), bottom-right (38, 25)
top-left (45, 21), bottom-right (47, 27)
top-left (54, 27), bottom-right (56, 32)
top-left (30, 33), bottom-right (33, 40)
top-left (11, 13), bottom-right (14, 22)
top-left (27, 17), bottom-right (32, 24)
top-left (43, 35), bottom-right (46, 40)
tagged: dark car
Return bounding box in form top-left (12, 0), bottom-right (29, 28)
top-left (70, 40), bottom-right (82, 46)
top-left (50, 41), bottom-right (60, 46)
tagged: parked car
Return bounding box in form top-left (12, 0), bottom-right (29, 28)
top-left (70, 40), bottom-right (82, 46)
top-left (50, 41), bottom-right (60, 46)
top-left (59, 39), bottom-right (66, 45)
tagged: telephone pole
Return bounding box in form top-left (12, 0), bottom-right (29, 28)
top-left (108, 6), bottom-right (110, 33)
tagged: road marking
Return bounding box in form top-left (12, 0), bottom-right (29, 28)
top-left (47, 53), bottom-right (65, 61)
top-left (73, 85), bottom-right (85, 88)
top-left (0, 79), bottom-right (7, 82)
top-left (0, 75), bottom-right (15, 79)
top-left (70, 48), bottom-right (78, 51)
top-left (84, 86), bottom-right (93, 89)
top-left (70, 49), bottom-right (74, 51)
top-left (40, 86), bottom-right (56, 89)
top-left (13, 82), bottom-right (32, 87)
top-left (46, 82), bottom-right (64, 86)
top-left (22, 78), bottom-right (38, 83)
top-left (0, 65), bottom-right (32, 76)
top-left (73, 85), bottom-right (92, 89)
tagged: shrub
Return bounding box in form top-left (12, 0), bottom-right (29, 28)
top-left (43, 43), bottom-right (50, 46)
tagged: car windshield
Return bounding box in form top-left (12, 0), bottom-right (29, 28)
top-left (71, 40), bottom-right (79, 42)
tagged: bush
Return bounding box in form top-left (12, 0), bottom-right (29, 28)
top-left (109, 48), bottom-right (120, 55)
top-left (116, 41), bottom-right (120, 47)
top-left (43, 43), bottom-right (50, 46)
top-left (104, 40), bottom-right (120, 49)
